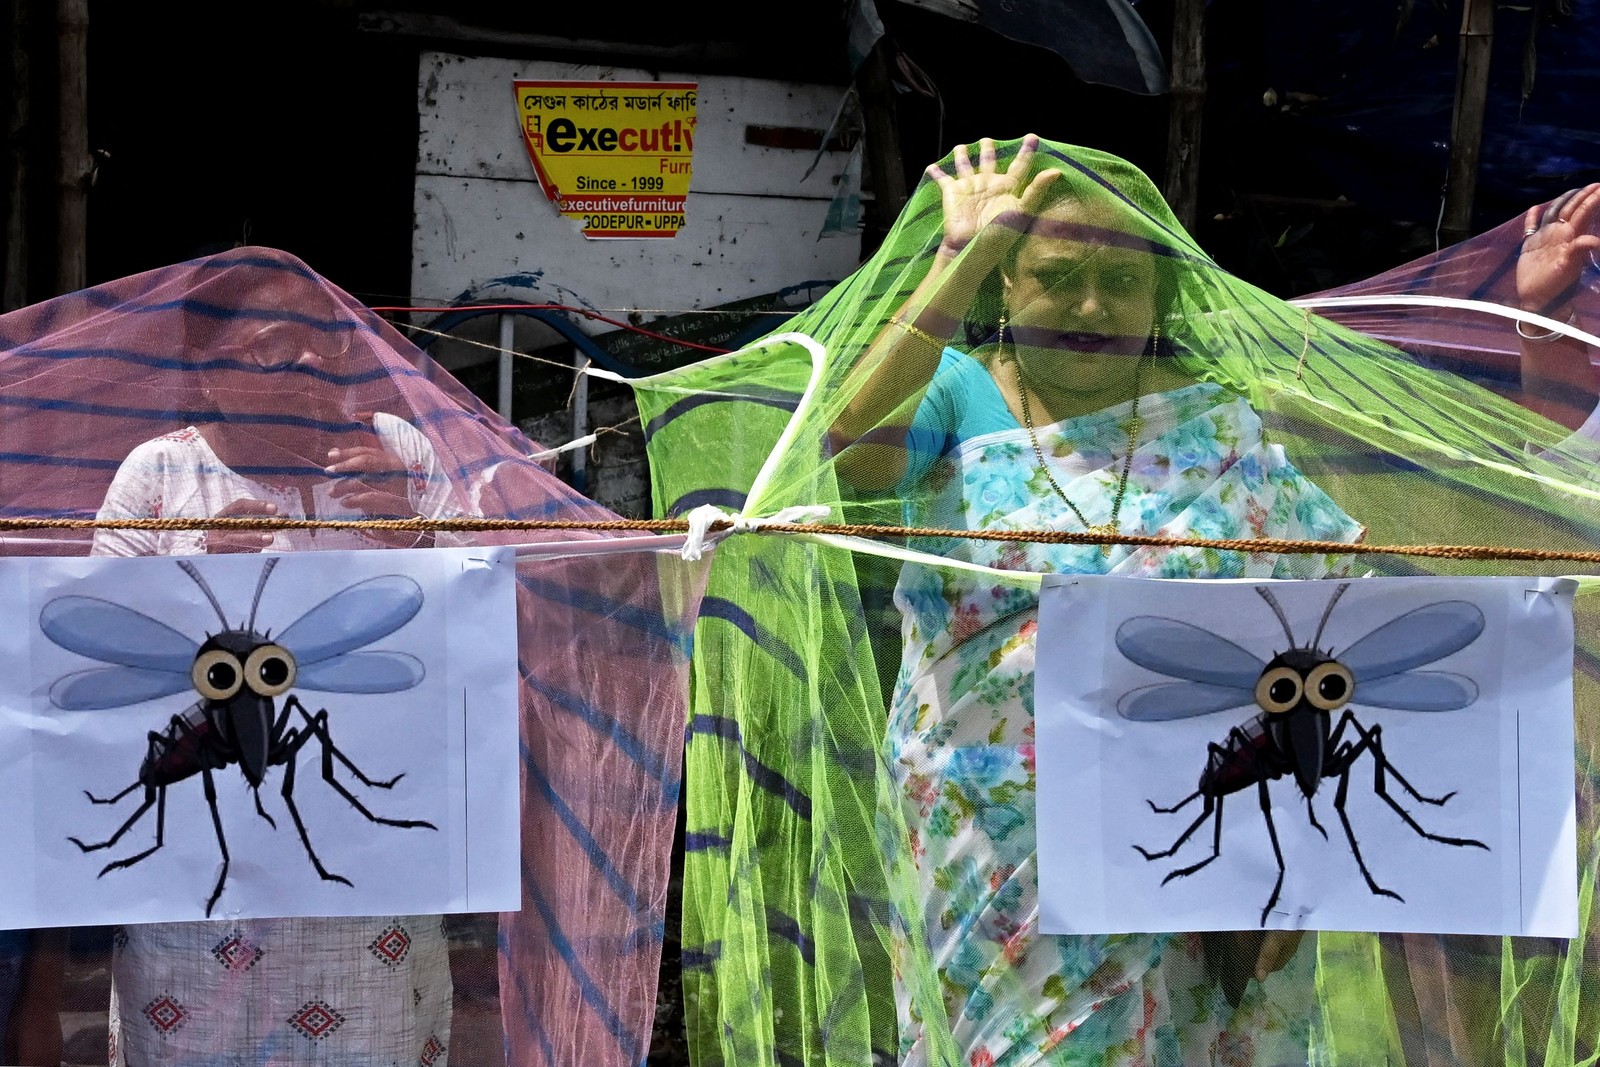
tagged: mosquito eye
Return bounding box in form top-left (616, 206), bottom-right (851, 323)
top-left (244, 643), bottom-right (296, 698)
top-left (1305, 661), bottom-right (1354, 711)
top-left (1254, 666), bottom-right (1303, 714)
top-left (192, 650), bottom-right (244, 701)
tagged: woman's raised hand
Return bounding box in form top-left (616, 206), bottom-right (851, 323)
top-left (928, 134), bottom-right (1061, 256)
top-left (1517, 184), bottom-right (1600, 317)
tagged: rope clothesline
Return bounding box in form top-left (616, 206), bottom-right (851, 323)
top-left (11, 514), bottom-right (1600, 565)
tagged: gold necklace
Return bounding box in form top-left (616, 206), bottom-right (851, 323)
top-left (1005, 315), bottom-right (1151, 555)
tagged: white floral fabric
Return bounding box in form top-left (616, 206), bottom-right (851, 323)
top-left (889, 375), bottom-right (1364, 1066)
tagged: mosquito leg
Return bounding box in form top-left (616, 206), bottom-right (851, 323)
top-left (70, 781), bottom-right (160, 855)
top-left (1367, 728), bottom-right (1489, 850)
top-left (199, 766), bottom-right (232, 917)
top-left (1259, 778), bottom-right (1287, 925)
top-left (252, 788), bottom-right (277, 829)
top-left (270, 698), bottom-right (294, 742)
top-left (1366, 728), bottom-right (1458, 807)
top-left (279, 736), bottom-right (353, 888)
top-left (1136, 792), bottom-right (1214, 861)
top-left (83, 780), bottom-right (143, 805)
top-left (254, 708), bottom-right (289, 835)
top-left (1147, 789), bottom-right (1201, 815)
top-left (1305, 797), bottom-right (1328, 840)
top-left (1334, 764), bottom-right (1403, 903)
top-left (304, 710), bottom-right (436, 830)
top-left (90, 784), bottom-right (168, 887)
top-left (292, 699), bottom-right (405, 790)
top-left (1159, 794), bottom-right (1227, 882)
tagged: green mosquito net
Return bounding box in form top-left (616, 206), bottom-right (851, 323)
top-left (634, 136), bottom-right (1600, 1067)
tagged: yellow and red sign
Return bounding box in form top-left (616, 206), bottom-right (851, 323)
top-left (514, 80), bottom-right (697, 239)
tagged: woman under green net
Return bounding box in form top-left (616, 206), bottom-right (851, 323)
top-left (829, 135), bottom-right (1366, 1066)
top-left (643, 132), bottom-right (1600, 1066)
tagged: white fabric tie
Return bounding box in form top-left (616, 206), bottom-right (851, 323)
top-left (679, 504), bottom-right (832, 561)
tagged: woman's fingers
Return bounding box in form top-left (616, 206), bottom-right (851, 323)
top-left (215, 497), bottom-right (277, 518)
top-left (1018, 169), bottom-right (1062, 215)
top-left (326, 445), bottom-right (403, 475)
top-left (208, 497), bottom-right (277, 552)
top-left (1564, 183), bottom-right (1600, 232)
top-left (1010, 133), bottom-right (1040, 177)
top-left (208, 531), bottom-right (273, 553)
top-left (338, 488), bottom-right (393, 513)
top-left (1523, 203), bottom-right (1544, 239)
top-left (331, 480), bottom-right (410, 517)
top-left (977, 137), bottom-right (998, 174)
top-left (1542, 187), bottom-right (1584, 229)
top-left (931, 135), bottom-right (1042, 187)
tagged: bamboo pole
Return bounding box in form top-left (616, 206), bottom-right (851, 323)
top-left (1162, 0), bottom-right (1205, 232)
top-left (857, 38), bottom-right (908, 239)
top-left (55, 0), bottom-right (87, 295)
top-left (1440, 0), bottom-right (1494, 247)
top-left (4, 0), bottom-right (29, 310)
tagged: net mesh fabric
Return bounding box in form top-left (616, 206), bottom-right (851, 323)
top-left (635, 138), bottom-right (1600, 1066)
top-left (0, 247), bottom-right (704, 1067)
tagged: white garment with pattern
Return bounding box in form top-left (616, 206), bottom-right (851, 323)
top-left (93, 417), bottom-right (456, 1067)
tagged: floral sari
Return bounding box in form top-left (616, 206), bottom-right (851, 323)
top-left (887, 372), bottom-right (1365, 1066)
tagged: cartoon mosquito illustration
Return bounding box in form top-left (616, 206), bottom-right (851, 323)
top-left (1116, 583), bottom-right (1490, 925)
top-left (41, 558), bottom-right (436, 916)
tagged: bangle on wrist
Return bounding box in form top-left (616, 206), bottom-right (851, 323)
top-left (1517, 309), bottom-right (1578, 344)
top-left (888, 316), bottom-right (943, 349)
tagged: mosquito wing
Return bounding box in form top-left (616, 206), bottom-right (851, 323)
top-left (1356, 671), bottom-right (1478, 712)
top-left (1338, 601), bottom-right (1485, 682)
top-left (40, 596), bottom-right (198, 672)
top-left (276, 575), bottom-right (424, 665)
top-left (49, 666), bottom-right (195, 710)
top-left (297, 652), bottom-right (425, 694)
top-left (1118, 681), bottom-right (1257, 721)
top-left (1115, 616), bottom-right (1267, 688)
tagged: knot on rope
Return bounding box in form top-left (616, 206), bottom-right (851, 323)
top-left (679, 504), bottom-right (833, 561)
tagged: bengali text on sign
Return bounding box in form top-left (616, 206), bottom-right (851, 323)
top-left (514, 80), bottom-right (697, 239)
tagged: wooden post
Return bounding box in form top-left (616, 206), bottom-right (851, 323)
top-left (1440, 0), bottom-right (1494, 246)
top-left (56, 0), bottom-right (88, 295)
top-left (1163, 0), bottom-right (1205, 232)
top-left (4, 0), bottom-right (29, 310)
top-left (857, 38), bottom-right (908, 240)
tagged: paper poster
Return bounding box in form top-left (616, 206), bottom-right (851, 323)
top-left (514, 80), bottom-right (696, 238)
top-left (0, 547), bottom-right (520, 927)
top-left (1035, 575), bottom-right (1577, 935)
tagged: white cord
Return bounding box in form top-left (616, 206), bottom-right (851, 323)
top-left (679, 503), bottom-right (832, 561)
top-left (526, 434), bottom-right (599, 461)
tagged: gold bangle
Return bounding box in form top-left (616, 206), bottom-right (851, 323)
top-left (889, 316), bottom-right (942, 349)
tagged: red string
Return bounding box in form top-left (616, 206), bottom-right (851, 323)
top-left (367, 303), bottom-right (734, 355)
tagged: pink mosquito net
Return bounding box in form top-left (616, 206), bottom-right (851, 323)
top-left (0, 246), bottom-right (704, 1067)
